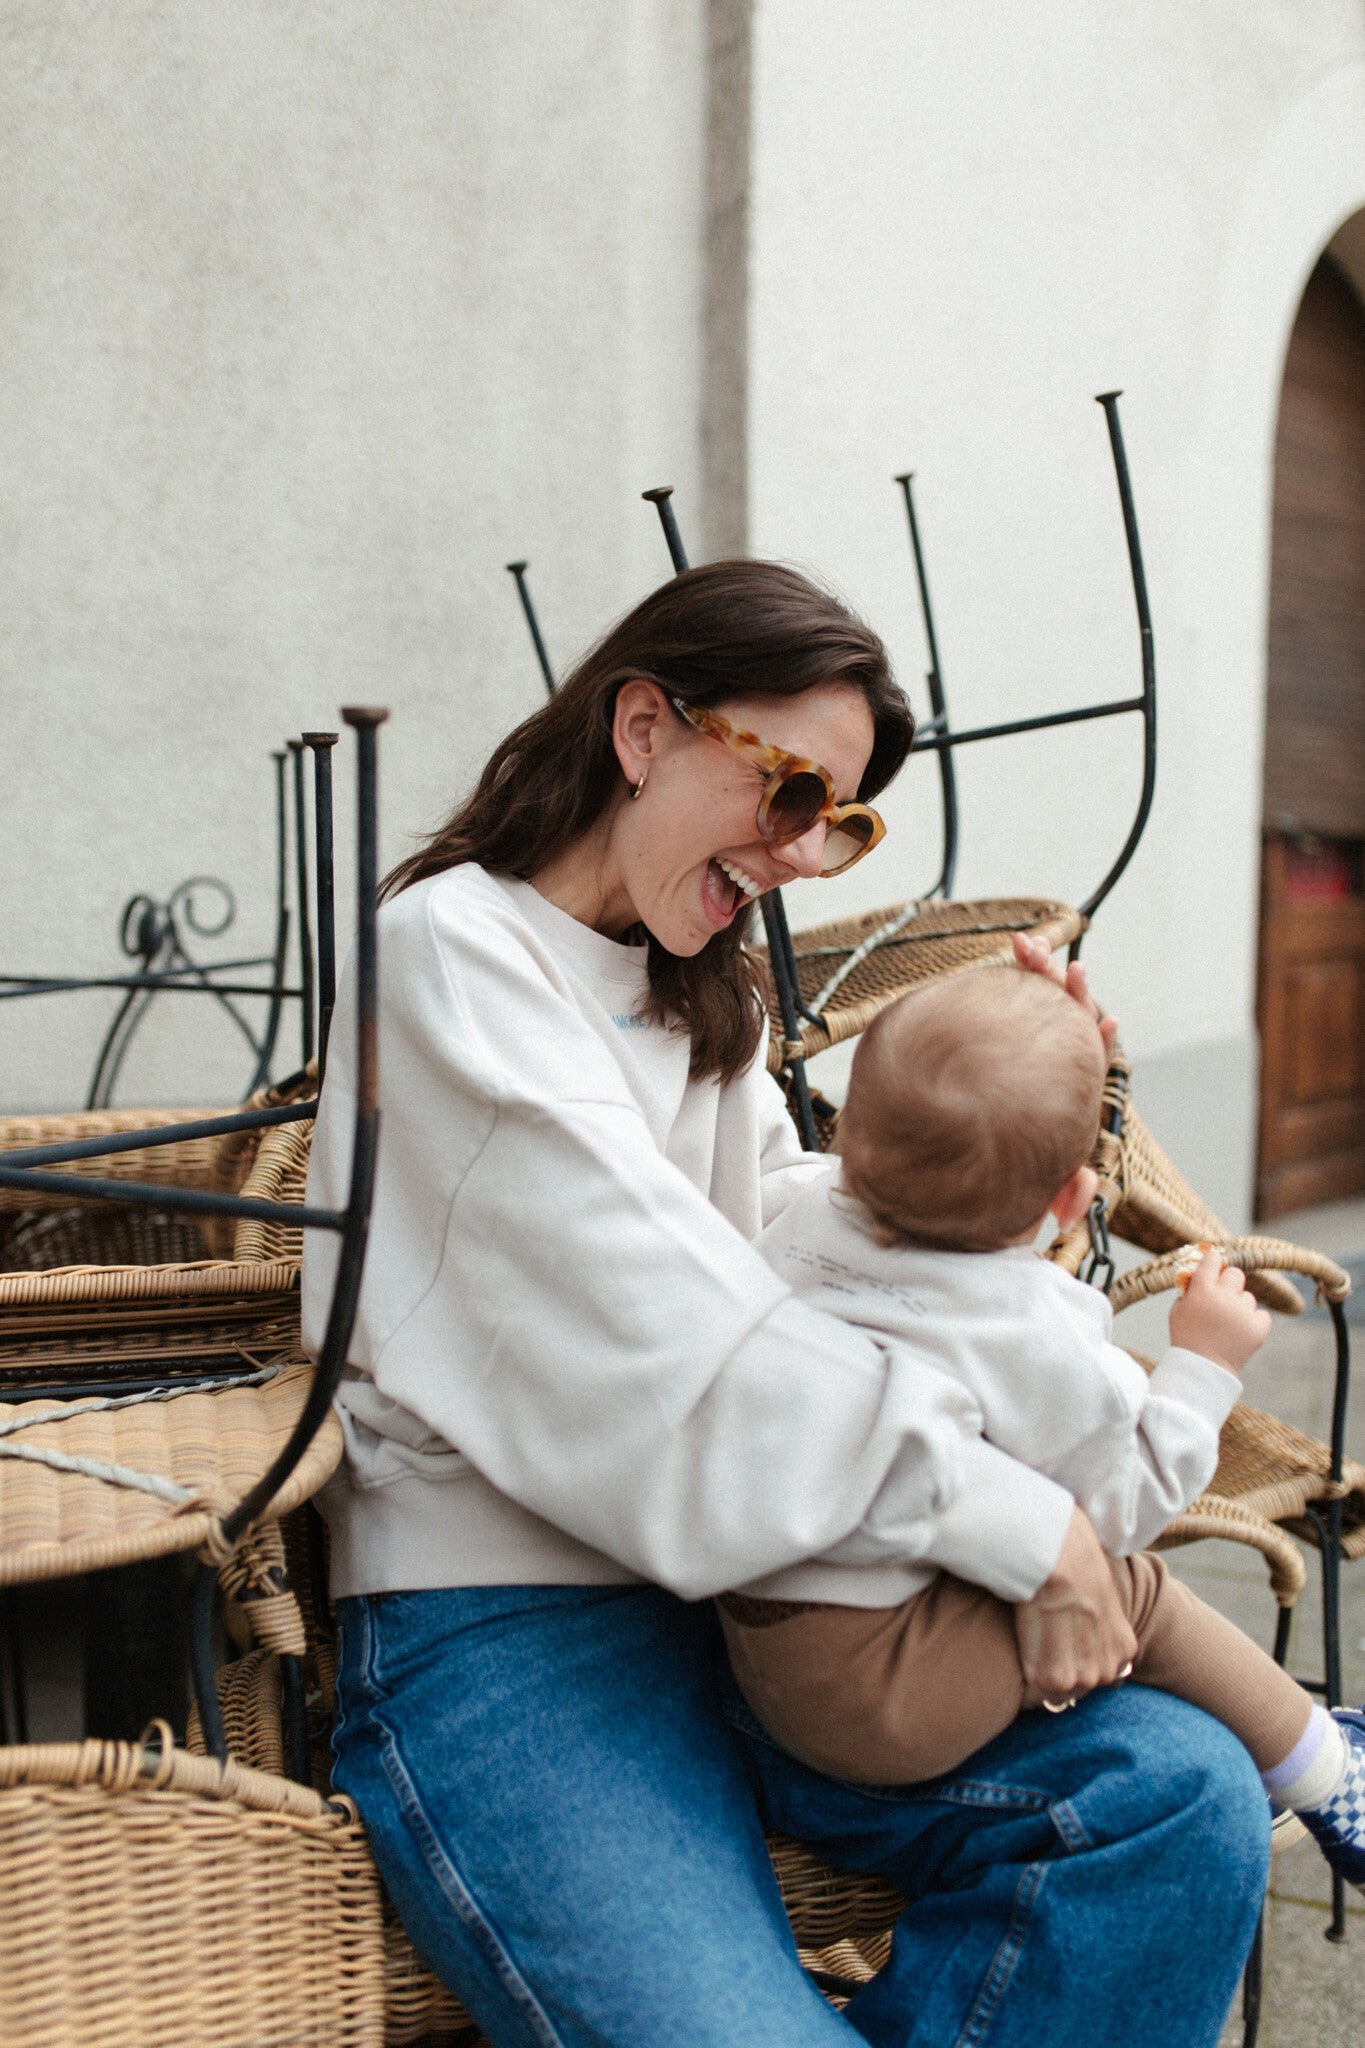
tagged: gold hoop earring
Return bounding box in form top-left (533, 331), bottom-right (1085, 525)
top-left (631, 772), bottom-right (647, 800)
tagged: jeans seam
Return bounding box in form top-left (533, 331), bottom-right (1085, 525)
top-left (1047, 1798), bottom-right (1093, 1853)
top-left (954, 1860), bottom-right (1048, 2048)
top-left (353, 1601), bottom-right (566, 2048)
top-left (374, 1713), bottom-right (567, 2048)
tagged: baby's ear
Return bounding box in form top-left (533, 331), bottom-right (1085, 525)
top-left (1050, 1164), bottom-right (1099, 1235)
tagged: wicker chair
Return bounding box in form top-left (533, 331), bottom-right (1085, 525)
top-left (0, 1727), bottom-right (387, 2048)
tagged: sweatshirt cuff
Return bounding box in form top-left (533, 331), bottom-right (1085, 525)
top-left (1149, 1347), bottom-right (1241, 1429)
top-left (921, 1437), bottom-right (1077, 1602)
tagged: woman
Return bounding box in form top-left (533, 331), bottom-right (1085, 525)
top-left (303, 561), bottom-right (1266, 2047)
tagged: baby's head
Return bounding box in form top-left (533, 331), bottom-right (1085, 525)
top-left (837, 967), bottom-right (1106, 1253)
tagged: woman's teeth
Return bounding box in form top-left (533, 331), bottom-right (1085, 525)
top-left (716, 857), bottom-right (762, 899)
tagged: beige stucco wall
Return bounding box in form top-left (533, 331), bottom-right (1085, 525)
top-left (0, 0), bottom-right (705, 1109)
top-left (5, 1), bottom-right (1365, 1228)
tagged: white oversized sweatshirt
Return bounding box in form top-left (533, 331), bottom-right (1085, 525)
top-left (302, 865), bottom-right (1078, 1604)
top-left (742, 1176), bottom-right (1240, 1605)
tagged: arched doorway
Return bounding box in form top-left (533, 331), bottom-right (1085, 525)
top-left (1256, 240), bottom-right (1365, 1218)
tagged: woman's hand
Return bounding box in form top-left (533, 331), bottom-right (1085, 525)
top-left (1012, 932), bottom-right (1119, 1060)
top-left (1014, 1506), bottom-right (1137, 1709)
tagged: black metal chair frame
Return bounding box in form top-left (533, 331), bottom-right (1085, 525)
top-left (0, 707), bottom-right (385, 1787)
top-left (0, 735), bottom-right (334, 1109)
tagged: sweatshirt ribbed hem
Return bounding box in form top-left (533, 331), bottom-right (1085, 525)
top-left (324, 1466), bottom-right (646, 1599)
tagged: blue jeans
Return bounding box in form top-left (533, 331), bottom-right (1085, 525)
top-left (332, 1583), bottom-right (1267, 2048)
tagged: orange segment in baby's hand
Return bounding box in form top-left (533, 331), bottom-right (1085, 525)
top-left (1173, 1242), bottom-right (1220, 1293)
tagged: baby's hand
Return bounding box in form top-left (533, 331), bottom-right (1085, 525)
top-left (1168, 1248), bottom-right (1271, 1374)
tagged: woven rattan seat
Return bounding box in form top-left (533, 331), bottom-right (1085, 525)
top-left (754, 897), bottom-right (1084, 1071)
top-left (0, 1729), bottom-right (386, 2048)
top-left (0, 1106), bottom-right (234, 1216)
top-left (0, 1355), bottom-right (341, 1588)
top-left (0, 1107), bottom-right (238, 1262)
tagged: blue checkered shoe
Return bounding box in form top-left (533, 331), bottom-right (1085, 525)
top-left (1299, 1707), bottom-right (1365, 1894)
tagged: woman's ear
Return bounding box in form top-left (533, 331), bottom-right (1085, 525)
top-left (612, 679), bottom-right (672, 789)
top-left (1049, 1163), bottom-right (1099, 1235)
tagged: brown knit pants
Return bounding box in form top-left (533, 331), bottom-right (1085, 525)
top-left (718, 1554), bottom-right (1312, 1786)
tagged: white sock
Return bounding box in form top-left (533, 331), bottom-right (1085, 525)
top-left (1261, 1706), bottom-right (1347, 1811)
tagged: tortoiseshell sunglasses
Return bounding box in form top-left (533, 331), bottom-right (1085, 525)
top-left (670, 697), bottom-right (887, 875)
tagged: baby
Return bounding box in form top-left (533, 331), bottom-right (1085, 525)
top-left (722, 966), bottom-right (1365, 1891)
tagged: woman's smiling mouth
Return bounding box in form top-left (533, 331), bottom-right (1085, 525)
top-left (716, 857), bottom-right (762, 899)
top-left (702, 857), bottom-right (763, 926)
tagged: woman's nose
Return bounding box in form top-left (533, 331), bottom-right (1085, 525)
top-left (775, 822), bottom-right (828, 879)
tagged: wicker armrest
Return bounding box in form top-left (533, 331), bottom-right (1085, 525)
top-left (232, 1113), bottom-right (313, 1263)
top-left (1109, 1237), bottom-right (1351, 1316)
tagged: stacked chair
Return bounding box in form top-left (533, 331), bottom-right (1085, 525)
top-left (0, 712), bottom-right (389, 2046)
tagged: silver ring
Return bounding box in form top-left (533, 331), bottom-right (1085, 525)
top-left (1043, 1696), bottom-right (1078, 1713)
top-left (1117, 1662), bottom-right (1134, 1681)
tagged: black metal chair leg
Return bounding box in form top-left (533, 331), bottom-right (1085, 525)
top-left (280, 1652), bottom-right (311, 1786)
top-left (1327, 1872), bottom-right (1347, 1943)
top-left (1272, 1603), bottom-right (1293, 1668)
top-left (190, 1560), bottom-right (228, 1764)
top-left (1241, 1906), bottom-right (1265, 2046)
top-left (1320, 1502), bottom-right (1344, 1712)
top-left (0, 1589), bottom-right (27, 1743)
top-left (1305, 1495), bottom-right (1351, 1943)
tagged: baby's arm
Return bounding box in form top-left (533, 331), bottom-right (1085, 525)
top-left (1050, 1251), bottom-right (1266, 1553)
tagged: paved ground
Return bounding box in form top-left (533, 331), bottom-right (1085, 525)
top-left (1144, 1196), bottom-right (1365, 2047)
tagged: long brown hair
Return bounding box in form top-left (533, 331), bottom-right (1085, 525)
top-left (385, 559), bottom-right (915, 1079)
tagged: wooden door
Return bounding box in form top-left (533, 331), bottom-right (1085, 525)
top-left (1256, 254), bottom-right (1365, 1217)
